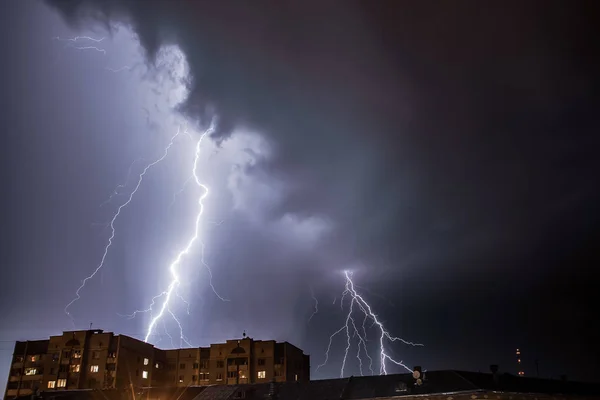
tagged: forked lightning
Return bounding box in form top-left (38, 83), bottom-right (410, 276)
top-left (65, 127), bottom-right (187, 319)
top-left (317, 271), bottom-right (423, 377)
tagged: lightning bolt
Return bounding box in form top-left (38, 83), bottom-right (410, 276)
top-left (53, 35), bottom-right (107, 54)
top-left (308, 285), bottom-right (319, 323)
top-left (68, 45), bottom-right (106, 54)
top-left (167, 174), bottom-right (194, 211)
top-left (100, 158), bottom-right (142, 208)
top-left (53, 36), bottom-right (105, 43)
top-left (317, 271), bottom-right (423, 377)
top-left (127, 120), bottom-right (227, 344)
top-left (65, 127), bottom-right (186, 320)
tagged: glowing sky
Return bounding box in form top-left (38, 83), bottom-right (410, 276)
top-left (1, 0), bottom-right (599, 393)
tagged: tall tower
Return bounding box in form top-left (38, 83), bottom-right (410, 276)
top-left (516, 348), bottom-right (524, 376)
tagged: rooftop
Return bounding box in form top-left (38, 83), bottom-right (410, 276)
top-left (13, 370), bottom-right (600, 400)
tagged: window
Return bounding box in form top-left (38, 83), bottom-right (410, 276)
top-left (13, 356), bottom-right (24, 363)
top-left (57, 379), bottom-right (66, 388)
top-left (200, 360), bottom-right (209, 369)
top-left (90, 365), bottom-right (99, 373)
top-left (179, 363), bottom-right (186, 369)
top-left (25, 368), bottom-right (37, 376)
top-left (227, 371), bottom-right (237, 379)
top-left (48, 381), bottom-right (56, 389)
top-left (59, 365), bottom-right (69, 373)
top-left (70, 364), bottom-right (80, 373)
top-left (167, 363), bottom-right (175, 370)
top-left (192, 375), bottom-right (197, 382)
top-left (295, 374), bottom-right (298, 381)
top-left (178, 376), bottom-right (184, 383)
top-left (143, 358), bottom-right (149, 366)
top-left (73, 350), bottom-right (81, 359)
top-left (92, 351), bottom-right (100, 359)
top-left (274, 369), bottom-right (282, 377)
top-left (257, 371), bottom-right (266, 379)
top-left (142, 371), bottom-right (148, 379)
top-left (193, 363), bottom-right (199, 369)
top-left (200, 372), bottom-right (209, 380)
top-left (62, 351), bottom-right (71, 359)
top-left (216, 373), bottom-right (223, 381)
top-left (216, 360), bottom-right (224, 368)
top-left (52, 353), bottom-right (59, 362)
top-left (155, 363), bottom-right (160, 369)
top-left (30, 355), bottom-right (38, 362)
top-left (257, 358), bottom-right (265, 366)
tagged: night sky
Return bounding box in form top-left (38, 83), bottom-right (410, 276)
top-left (1, 0), bottom-right (599, 394)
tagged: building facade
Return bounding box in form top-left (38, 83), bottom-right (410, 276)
top-left (4, 329), bottom-right (310, 399)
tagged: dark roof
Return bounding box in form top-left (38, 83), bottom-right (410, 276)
top-left (455, 370), bottom-right (600, 397)
top-left (235, 371), bottom-right (600, 399)
top-left (191, 385), bottom-right (238, 400)
top-left (16, 371), bottom-right (600, 400)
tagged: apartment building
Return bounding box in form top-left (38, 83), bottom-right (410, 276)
top-left (4, 329), bottom-right (309, 399)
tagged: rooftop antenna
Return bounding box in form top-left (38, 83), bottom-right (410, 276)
top-left (89, 322), bottom-right (93, 330)
top-left (242, 330), bottom-right (246, 338)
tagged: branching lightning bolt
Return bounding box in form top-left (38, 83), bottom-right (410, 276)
top-left (308, 285), bottom-right (319, 323)
top-left (126, 120), bottom-right (227, 344)
top-left (53, 36), bottom-right (105, 43)
top-left (168, 175), bottom-right (194, 211)
top-left (53, 36), bottom-right (107, 54)
top-left (100, 158), bottom-right (142, 208)
top-left (317, 271), bottom-right (423, 377)
top-left (65, 128), bottom-right (185, 320)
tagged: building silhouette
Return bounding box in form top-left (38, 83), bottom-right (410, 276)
top-left (4, 329), bottom-right (309, 399)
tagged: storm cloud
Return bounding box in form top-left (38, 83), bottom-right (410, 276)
top-left (18, 0), bottom-right (600, 380)
top-left (44, 0), bottom-right (599, 272)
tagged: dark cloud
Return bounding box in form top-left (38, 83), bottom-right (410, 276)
top-left (33, 0), bottom-right (600, 380)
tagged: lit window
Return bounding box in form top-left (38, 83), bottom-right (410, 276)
top-left (155, 363), bottom-right (160, 369)
top-left (25, 368), bottom-right (37, 376)
top-left (57, 379), bottom-right (66, 388)
top-left (90, 365), bottom-right (99, 373)
top-left (216, 373), bottom-right (223, 381)
top-left (295, 374), bottom-right (298, 381)
top-left (144, 358), bottom-right (149, 366)
top-left (179, 376), bottom-right (184, 383)
top-left (73, 350), bottom-right (82, 359)
top-left (257, 371), bottom-right (266, 379)
top-left (47, 381), bottom-right (56, 389)
top-left (70, 364), bottom-right (80, 373)
top-left (30, 356), bottom-right (38, 362)
top-left (142, 371), bottom-right (148, 379)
